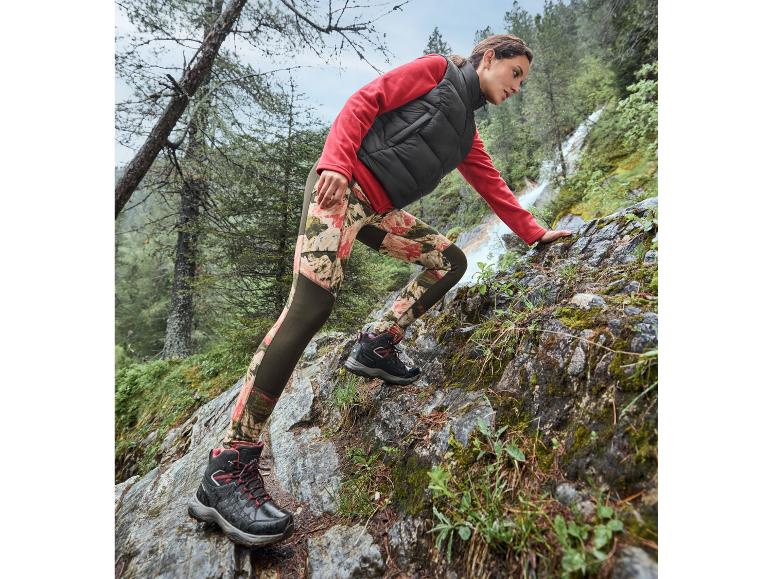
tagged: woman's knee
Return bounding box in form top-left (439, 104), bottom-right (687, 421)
top-left (444, 244), bottom-right (467, 282)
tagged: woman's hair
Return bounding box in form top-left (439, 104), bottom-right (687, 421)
top-left (449, 34), bottom-right (534, 69)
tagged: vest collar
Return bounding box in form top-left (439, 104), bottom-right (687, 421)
top-left (459, 60), bottom-right (487, 110)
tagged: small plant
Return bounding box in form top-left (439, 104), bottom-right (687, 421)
top-left (336, 446), bottom-right (393, 520)
top-left (558, 262), bottom-right (580, 284)
top-left (331, 369), bottom-right (361, 409)
top-left (469, 261), bottom-right (497, 297)
top-left (619, 348), bottom-right (658, 417)
top-left (553, 497), bottom-right (624, 576)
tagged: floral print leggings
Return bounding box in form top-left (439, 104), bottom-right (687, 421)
top-left (224, 162), bottom-right (467, 444)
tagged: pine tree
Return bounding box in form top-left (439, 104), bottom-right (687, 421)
top-left (423, 26), bottom-right (452, 56)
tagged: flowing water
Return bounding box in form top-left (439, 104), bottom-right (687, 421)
top-left (457, 108), bottom-right (604, 286)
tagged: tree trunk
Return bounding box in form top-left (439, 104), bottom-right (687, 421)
top-left (115, 0), bottom-right (246, 218)
top-left (161, 175), bottom-right (203, 358)
top-left (161, 1), bottom-right (221, 359)
top-left (544, 74), bottom-right (568, 180)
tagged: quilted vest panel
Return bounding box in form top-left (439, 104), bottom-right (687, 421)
top-left (357, 57), bottom-right (486, 209)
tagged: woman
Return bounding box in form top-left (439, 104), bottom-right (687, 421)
top-left (188, 34), bottom-right (571, 547)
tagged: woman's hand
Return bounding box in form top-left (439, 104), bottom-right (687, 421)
top-left (538, 229), bottom-right (573, 244)
top-left (316, 170), bottom-right (349, 209)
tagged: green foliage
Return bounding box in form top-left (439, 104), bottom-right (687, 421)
top-left (568, 55), bottom-right (617, 118)
top-left (429, 422), bottom-right (624, 575)
top-left (330, 369), bottom-right (363, 409)
top-left (114, 329), bottom-right (264, 480)
top-left (618, 349), bottom-right (658, 417)
top-left (578, 0), bottom-right (658, 94)
top-left (553, 502), bottom-right (624, 576)
top-left (617, 62), bottom-right (658, 155)
top-left (543, 61), bottom-right (658, 224)
top-left (428, 421), bottom-right (624, 577)
top-left (337, 446), bottom-right (393, 520)
top-left (115, 190), bottom-right (175, 360)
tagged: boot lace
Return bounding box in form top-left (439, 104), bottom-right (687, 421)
top-left (214, 459), bottom-right (272, 506)
top-left (374, 342), bottom-right (407, 368)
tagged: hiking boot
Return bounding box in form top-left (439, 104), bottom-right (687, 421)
top-left (188, 441), bottom-right (294, 547)
top-left (344, 331), bottom-right (420, 385)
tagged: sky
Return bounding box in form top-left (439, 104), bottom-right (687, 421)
top-left (115, 0), bottom-right (544, 165)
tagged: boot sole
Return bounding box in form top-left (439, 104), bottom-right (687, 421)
top-left (344, 357), bottom-right (419, 385)
top-left (188, 496), bottom-right (294, 547)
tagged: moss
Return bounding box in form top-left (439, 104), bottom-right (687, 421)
top-left (555, 306), bottom-right (605, 330)
top-left (445, 226), bottom-right (464, 243)
top-left (622, 503), bottom-right (659, 545)
top-left (648, 270), bottom-right (658, 293)
top-left (115, 342), bottom-right (251, 482)
top-left (626, 424), bottom-right (658, 467)
top-left (568, 423), bottom-right (592, 458)
top-left (627, 264), bottom-right (658, 295)
top-left (390, 454), bottom-right (431, 516)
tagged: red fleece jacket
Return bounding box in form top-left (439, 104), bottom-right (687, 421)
top-left (317, 54), bottom-right (546, 245)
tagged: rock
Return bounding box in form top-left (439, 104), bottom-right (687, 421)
top-left (624, 305), bottom-right (642, 316)
top-left (612, 546), bottom-right (658, 579)
top-left (567, 345), bottom-right (586, 376)
top-left (273, 426), bottom-right (340, 515)
top-left (307, 525), bottom-right (384, 578)
top-left (644, 250), bottom-right (658, 264)
top-left (369, 389), bottom-right (420, 446)
top-left (604, 278), bottom-right (627, 293)
top-left (570, 293), bottom-right (608, 310)
top-left (623, 281), bottom-right (642, 294)
top-left (630, 313), bottom-right (658, 353)
top-left (578, 499), bottom-right (596, 521)
top-left (555, 482), bottom-right (580, 505)
top-left (115, 375), bottom-right (272, 577)
top-left (416, 389), bottom-right (496, 464)
top-left (387, 517), bottom-right (427, 573)
top-left (555, 213), bottom-right (586, 232)
top-left (593, 221), bottom-right (623, 242)
top-left (269, 368), bottom-right (340, 515)
top-left (500, 232), bottom-right (530, 254)
top-left (301, 340), bottom-right (318, 361)
top-left (587, 239), bottom-right (614, 266)
top-left (570, 235), bottom-right (592, 254)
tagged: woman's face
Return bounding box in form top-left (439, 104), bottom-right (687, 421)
top-left (476, 50), bottom-right (531, 105)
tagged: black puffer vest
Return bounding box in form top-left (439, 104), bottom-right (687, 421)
top-left (356, 57), bottom-right (486, 209)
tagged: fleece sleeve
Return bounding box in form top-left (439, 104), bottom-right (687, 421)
top-left (456, 130), bottom-right (547, 245)
top-left (317, 54), bottom-right (448, 181)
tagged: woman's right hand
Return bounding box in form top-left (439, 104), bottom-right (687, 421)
top-left (316, 170), bottom-right (349, 209)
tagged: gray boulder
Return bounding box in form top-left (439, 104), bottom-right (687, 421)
top-left (306, 525), bottom-right (384, 578)
top-left (612, 546), bottom-right (658, 579)
top-left (570, 293), bottom-right (608, 310)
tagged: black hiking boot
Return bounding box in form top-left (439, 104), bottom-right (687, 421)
top-left (188, 441), bottom-right (294, 547)
top-left (344, 331), bottom-right (420, 385)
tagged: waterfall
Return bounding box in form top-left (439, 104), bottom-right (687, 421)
top-left (457, 108), bottom-right (604, 286)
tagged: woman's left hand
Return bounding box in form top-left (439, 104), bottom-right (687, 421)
top-left (538, 230), bottom-right (573, 243)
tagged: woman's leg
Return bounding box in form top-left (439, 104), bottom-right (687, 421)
top-left (356, 210), bottom-right (467, 341)
top-left (224, 166), bottom-right (376, 444)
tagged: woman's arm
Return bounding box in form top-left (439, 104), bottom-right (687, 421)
top-left (457, 131), bottom-right (570, 244)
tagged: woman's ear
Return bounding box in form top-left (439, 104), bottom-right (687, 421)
top-left (484, 49), bottom-right (495, 69)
